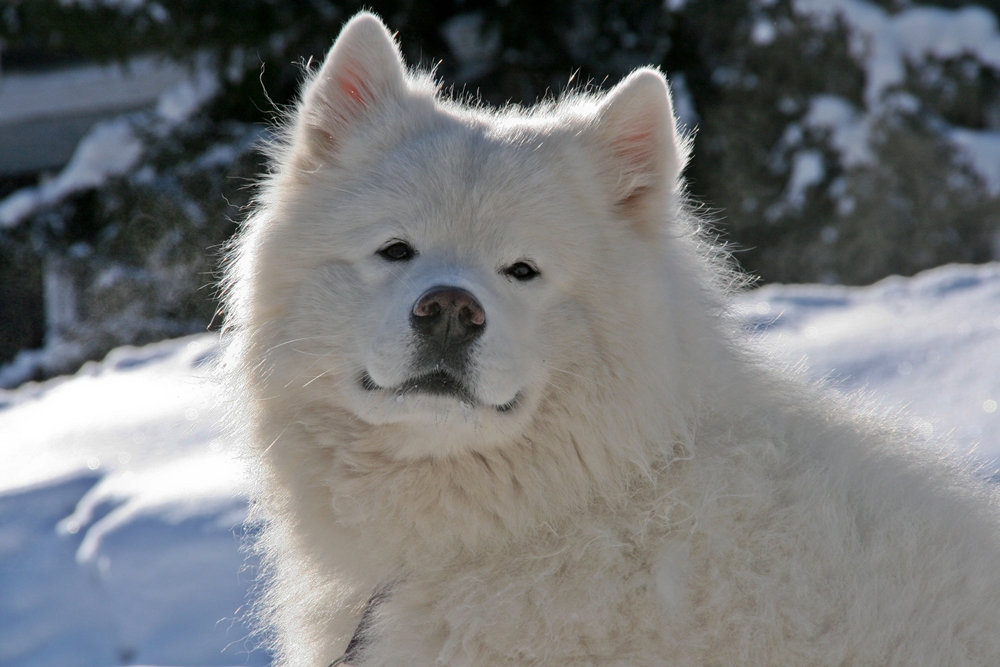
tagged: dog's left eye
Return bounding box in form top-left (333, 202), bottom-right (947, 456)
top-left (503, 261), bottom-right (540, 281)
top-left (378, 241), bottom-right (416, 262)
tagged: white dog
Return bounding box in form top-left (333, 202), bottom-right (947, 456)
top-left (223, 12), bottom-right (1000, 666)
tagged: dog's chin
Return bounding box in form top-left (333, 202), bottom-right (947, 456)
top-left (343, 370), bottom-right (526, 458)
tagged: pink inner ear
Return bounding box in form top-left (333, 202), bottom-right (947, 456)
top-left (313, 63), bottom-right (372, 144)
top-left (338, 71), bottom-right (368, 107)
top-left (613, 126), bottom-right (660, 175)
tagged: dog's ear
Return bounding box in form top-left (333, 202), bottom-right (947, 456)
top-left (586, 68), bottom-right (689, 231)
top-left (294, 12), bottom-right (406, 165)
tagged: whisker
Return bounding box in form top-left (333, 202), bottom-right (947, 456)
top-left (283, 351), bottom-right (334, 388)
top-left (302, 367), bottom-right (337, 387)
top-left (266, 336), bottom-right (321, 353)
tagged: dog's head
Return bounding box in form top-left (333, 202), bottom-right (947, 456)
top-left (235, 13), bottom-right (694, 460)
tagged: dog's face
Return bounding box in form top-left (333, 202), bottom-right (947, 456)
top-left (272, 126), bottom-right (599, 458)
top-left (339, 142), bottom-right (574, 422)
top-left (246, 14), bottom-right (685, 459)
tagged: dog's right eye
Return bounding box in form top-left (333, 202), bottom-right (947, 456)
top-left (377, 241), bottom-right (416, 262)
top-left (503, 261), bottom-right (540, 282)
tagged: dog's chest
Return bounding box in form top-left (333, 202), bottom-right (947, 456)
top-left (354, 548), bottom-right (682, 667)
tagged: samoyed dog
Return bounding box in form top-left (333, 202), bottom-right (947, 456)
top-left (224, 12), bottom-right (1000, 666)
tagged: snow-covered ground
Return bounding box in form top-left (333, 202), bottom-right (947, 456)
top-left (2, 262), bottom-right (1000, 667)
top-left (741, 262), bottom-right (1000, 459)
top-left (0, 336), bottom-right (264, 667)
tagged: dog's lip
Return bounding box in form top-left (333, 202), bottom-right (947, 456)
top-left (359, 370), bottom-right (520, 413)
top-left (360, 369), bottom-right (474, 402)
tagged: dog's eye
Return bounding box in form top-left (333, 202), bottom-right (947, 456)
top-left (504, 261), bottom-right (539, 282)
top-left (378, 241), bottom-right (416, 262)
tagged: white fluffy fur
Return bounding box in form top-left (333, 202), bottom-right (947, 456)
top-left (223, 13), bottom-right (1000, 667)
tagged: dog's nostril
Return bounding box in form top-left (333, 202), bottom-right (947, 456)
top-left (413, 300), bottom-right (441, 319)
top-left (459, 304), bottom-right (484, 327)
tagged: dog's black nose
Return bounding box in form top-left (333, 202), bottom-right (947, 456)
top-left (410, 286), bottom-right (485, 349)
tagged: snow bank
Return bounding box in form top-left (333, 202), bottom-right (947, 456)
top-left (1, 263), bottom-right (999, 666)
top-left (0, 118), bottom-right (143, 228)
top-left (0, 57), bottom-right (189, 128)
top-left (740, 262), bottom-right (1000, 458)
top-left (0, 335), bottom-right (266, 667)
top-left (0, 59), bottom-right (219, 229)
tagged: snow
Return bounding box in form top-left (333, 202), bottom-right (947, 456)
top-left (803, 95), bottom-right (873, 168)
top-left (2, 118), bottom-right (144, 227)
top-left (156, 66), bottom-right (219, 125)
top-left (0, 335), bottom-right (265, 667)
top-left (58, 0), bottom-right (170, 21)
top-left (949, 128), bottom-right (1000, 196)
top-left (794, 1), bottom-right (1000, 107)
top-left (0, 57), bottom-right (189, 128)
top-left (60, 0), bottom-right (149, 12)
top-left (740, 262), bottom-right (1000, 456)
top-left (893, 6), bottom-right (1000, 71)
top-left (0, 59), bottom-right (219, 229)
top-left (791, 0), bottom-right (1000, 198)
top-left (751, 17), bottom-right (777, 47)
top-left (2, 262), bottom-right (1000, 666)
top-left (784, 149), bottom-right (825, 208)
top-left (0, 117), bottom-right (142, 229)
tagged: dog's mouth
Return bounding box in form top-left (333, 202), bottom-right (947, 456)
top-left (360, 370), bottom-right (519, 413)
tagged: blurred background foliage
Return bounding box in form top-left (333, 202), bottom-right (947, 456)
top-left (1, 0), bottom-right (999, 383)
